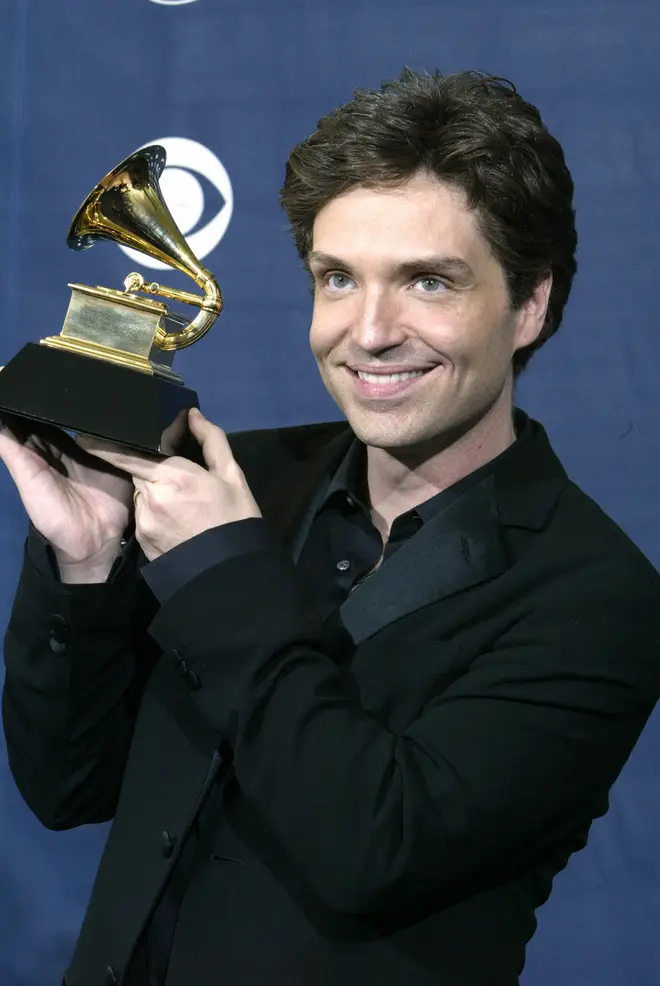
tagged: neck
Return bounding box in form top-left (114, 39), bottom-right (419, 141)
top-left (366, 391), bottom-right (516, 538)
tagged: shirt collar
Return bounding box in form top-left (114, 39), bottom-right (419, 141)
top-left (317, 408), bottom-right (533, 524)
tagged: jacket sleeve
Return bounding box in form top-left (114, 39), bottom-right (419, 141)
top-left (147, 545), bottom-right (660, 916)
top-left (2, 533), bottom-right (160, 830)
top-left (142, 517), bottom-right (270, 603)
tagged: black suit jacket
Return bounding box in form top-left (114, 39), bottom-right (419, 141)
top-left (4, 415), bottom-right (660, 986)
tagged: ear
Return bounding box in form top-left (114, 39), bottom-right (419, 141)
top-left (513, 273), bottom-right (553, 352)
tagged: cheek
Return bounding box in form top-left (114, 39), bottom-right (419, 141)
top-left (308, 318), bottom-right (327, 362)
top-left (410, 307), bottom-right (472, 366)
top-left (309, 304), bottom-right (344, 359)
top-left (419, 300), bottom-right (514, 369)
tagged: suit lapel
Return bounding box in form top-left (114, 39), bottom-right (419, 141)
top-left (339, 473), bottom-right (507, 646)
top-left (257, 413), bottom-right (567, 648)
top-left (259, 425), bottom-right (354, 560)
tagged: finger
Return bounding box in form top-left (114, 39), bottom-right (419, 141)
top-left (0, 420), bottom-right (59, 467)
top-left (0, 426), bottom-right (69, 487)
top-left (132, 479), bottom-right (144, 512)
top-left (0, 416), bottom-right (66, 453)
top-left (74, 435), bottom-right (162, 480)
top-left (0, 419), bottom-right (124, 486)
top-left (0, 420), bottom-right (22, 452)
top-left (0, 426), bottom-right (31, 483)
top-left (160, 408), bottom-right (189, 454)
top-left (187, 408), bottom-right (233, 475)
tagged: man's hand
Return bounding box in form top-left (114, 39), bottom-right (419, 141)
top-left (0, 418), bottom-right (133, 582)
top-left (76, 408), bottom-right (261, 562)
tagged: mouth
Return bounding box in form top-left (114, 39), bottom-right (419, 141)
top-left (344, 365), bottom-right (438, 399)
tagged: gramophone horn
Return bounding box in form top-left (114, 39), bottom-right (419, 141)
top-left (66, 145), bottom-right (222, 351)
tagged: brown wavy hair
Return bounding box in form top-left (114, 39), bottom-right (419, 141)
top-left (280, 68), bottom-right (577, 375)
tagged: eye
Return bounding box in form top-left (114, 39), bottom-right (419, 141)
top-left (413, 276), bottom-right (448, 294)
top-left (325, 272), bottom-right (356, 292)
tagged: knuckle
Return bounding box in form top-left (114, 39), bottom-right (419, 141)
top-left (137, 518), bottom-right (157, 541)
top-left (222, 459), bottom-right (243, 481)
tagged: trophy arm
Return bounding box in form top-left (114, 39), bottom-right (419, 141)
top-left (125, 270), bottom-right (223, 352)
top-left (156, 269), bottom-right (223, 352)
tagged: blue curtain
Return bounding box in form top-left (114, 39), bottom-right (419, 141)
top-left (1, 2), bottom-right (659, 982)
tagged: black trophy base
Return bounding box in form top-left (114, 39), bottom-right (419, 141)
top-left (0, 343), bottom-right (202, 459)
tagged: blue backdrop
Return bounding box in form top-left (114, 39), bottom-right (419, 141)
top-left (1, 1), bottom-right (660, 983)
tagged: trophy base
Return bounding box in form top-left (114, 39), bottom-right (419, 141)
top-left (0, 343), bottom-right (202, 459)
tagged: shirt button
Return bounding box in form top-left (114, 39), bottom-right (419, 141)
top-left (185, 669), bottom-right (202, 691)
top-left (48, 615), bottom-right (70, 654)
top-left (336, 559), bottom-right (351, 572)
top-left (160, 830), bottom-right (178, 859)
top-left (172, 649), bottom-right (187, 676)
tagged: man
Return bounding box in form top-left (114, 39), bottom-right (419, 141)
top-left (2, 69), bottom-right (660, 986)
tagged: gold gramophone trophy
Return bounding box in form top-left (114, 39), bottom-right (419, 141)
top-left (0, 145), bottom-right (222, 456)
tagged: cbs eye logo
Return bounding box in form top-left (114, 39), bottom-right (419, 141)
top-left (119, 137), bottom-right (233, 270)
top-left (149, 1), bottom-right (199, 5)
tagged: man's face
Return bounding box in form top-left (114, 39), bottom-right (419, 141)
top-left (308, 172), bottom-right (549, 454)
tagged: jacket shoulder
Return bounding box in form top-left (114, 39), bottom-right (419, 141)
top-left (228, 420), bottom-right (348, 490)
top-left (550, 479), bottom-right (660, 594)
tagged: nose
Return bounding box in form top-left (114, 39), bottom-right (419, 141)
top-left (350, 286), bottom-right (407, 352)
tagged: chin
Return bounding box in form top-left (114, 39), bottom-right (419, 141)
top-left (345, 400), bottom-right (484, 457)
top-left (343, 412), bottom-right (433, 451)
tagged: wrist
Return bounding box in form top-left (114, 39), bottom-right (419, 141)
top-left (55, 539), bottom-right (124, 584)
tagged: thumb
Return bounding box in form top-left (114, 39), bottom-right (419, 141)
top-left (0, 423), bottom-right (25, 472)
top-left (0, 424), bottom-right (51, 490)
top-left (188, 408), bottom-right (232, 474)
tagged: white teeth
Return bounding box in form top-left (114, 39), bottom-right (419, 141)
top-left (356, 370), bottom-right (426, 384)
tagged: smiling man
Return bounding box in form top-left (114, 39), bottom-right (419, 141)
top-left (3, 70), bottom-right (660, 986)
top-left (306, 172), bottom-right (549, 534)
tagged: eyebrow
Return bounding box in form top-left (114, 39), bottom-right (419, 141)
top-left (306, 252), bottom-right (475, 281)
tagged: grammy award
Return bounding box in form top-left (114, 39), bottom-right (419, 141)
top-left (0, 144), bottom-right (222, 456)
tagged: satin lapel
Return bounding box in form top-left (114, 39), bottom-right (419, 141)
top-left (339, 473), bottom-right (507, 646)
top-left (259, 425), bottom-right (354, 560)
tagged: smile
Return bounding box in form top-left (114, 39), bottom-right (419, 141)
top-left (356, 370), bottom-right (426, 383)
top-left (345, 365), bottom-right (437, 399)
